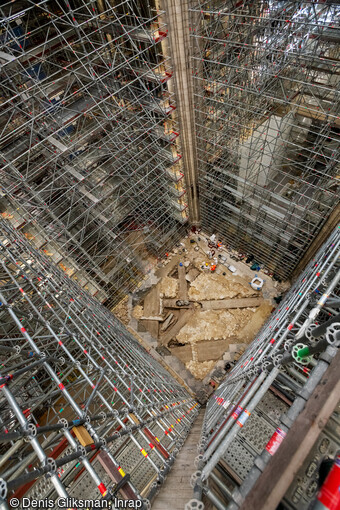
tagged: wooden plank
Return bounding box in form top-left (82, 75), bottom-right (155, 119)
top-left (142, 285), bottom-right (160, 338)
top-left (152, 410), bottom-right (205, 510)
top-left (97, 451), bottom-right (138, 500)
top-left (171, 338), bottom-right (234, 363)
top-left (160, 313), bottom-right (176, 332)
top-left (143, 286), bottom-right (160, 315)
top-left (178, 263), bottom-right (188, 300)
top-left (140, 320), bottom-right (159, 338)
top-left (170, 344), bottom-right (192, 363)
top-left (140, 315), bottom-right (164, 321)
top-left (240, 348), bottom-right (340, 510)
top-left (143, 427), bottom-right (169, 459)
top-left (201, 297), bottom-right (263, 310)
top-left (160, 309), bottom-right (194, 346)
top-left (72, 425), bottom-right (94, 446)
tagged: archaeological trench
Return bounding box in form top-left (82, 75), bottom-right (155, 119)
top-left (114, 234), bottom-right (289, 386)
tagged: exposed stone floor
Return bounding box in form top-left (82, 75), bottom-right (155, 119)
top-left (113, 231), bottom-right (290, 399)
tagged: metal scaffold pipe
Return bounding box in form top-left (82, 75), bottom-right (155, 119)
top-left (0, 218), bottom-right (199, 507)
top-left (187, 224), bottom-right (340, 509)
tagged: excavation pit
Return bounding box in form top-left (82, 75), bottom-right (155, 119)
top-left (120, 232), bottom-right (287, 382)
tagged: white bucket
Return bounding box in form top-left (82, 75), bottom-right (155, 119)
top-left (250, 277), bottom-right (264, 291)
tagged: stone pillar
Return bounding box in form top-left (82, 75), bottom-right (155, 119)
top-left (162, 0), bottom-right (201, 226)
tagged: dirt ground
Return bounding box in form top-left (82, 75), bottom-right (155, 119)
top-left (236, 302), bottom-right (273, 342)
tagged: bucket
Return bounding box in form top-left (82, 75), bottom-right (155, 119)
top-left (250, 276), bottom-right (264, 291)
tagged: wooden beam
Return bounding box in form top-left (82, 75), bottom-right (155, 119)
top-left (97, 451), bottom-right (138, 500)
top-left (178, 263), bottom-right (188, 300)
top-left (201, 297), bottom-right (263, 310)
top-left (239, 349), bottom-right (340, 510)
top-left (160, 309), bottom-right (194, 346)
top-left (142, 285), bottom-right (160, 338)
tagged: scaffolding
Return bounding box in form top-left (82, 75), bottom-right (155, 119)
top-left (188, 224), bottom-right (340, 509)
top-left (189, 0), bottom-right (340, 280)
top-left (1, 0), bottom-right (339, 304)
top-left (0, 217), bottom-right (199, 509)
top-left (0, 0), bottom-right (188, 309)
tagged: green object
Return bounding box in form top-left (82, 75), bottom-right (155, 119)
top-left (292, 343), bottom-right (312, 365)
top-left (297, 346), bottom-right (310, 358)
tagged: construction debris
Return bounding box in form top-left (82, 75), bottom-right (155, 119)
top-left (161, 310), bottom-right (195, 346)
